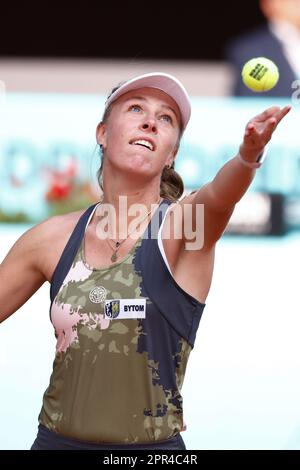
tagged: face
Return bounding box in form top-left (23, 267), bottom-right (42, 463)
top-left (97, 87), bottom-right (181, 179)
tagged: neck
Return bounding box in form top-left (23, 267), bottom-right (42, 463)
top-left (102, 164), bottom-right (161, 208)
top-left (98, 168), bottom-right (162, 240)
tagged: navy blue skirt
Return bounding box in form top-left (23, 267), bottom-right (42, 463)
top-left (31, 424), bottom-right (186, 450)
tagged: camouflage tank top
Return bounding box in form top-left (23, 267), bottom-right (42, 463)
top-left (38, 199), bottom-right (205, 444)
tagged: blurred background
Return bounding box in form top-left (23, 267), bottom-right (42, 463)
top-left (0, 0), bottom-right (300, 450)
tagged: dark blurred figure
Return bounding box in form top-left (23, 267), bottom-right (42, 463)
top-left (225, 0), bottom-right (300, 97)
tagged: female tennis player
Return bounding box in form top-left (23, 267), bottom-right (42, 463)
top-left (0, 72), bottom-right (290, 450)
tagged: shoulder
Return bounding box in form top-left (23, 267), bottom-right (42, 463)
top-left (21, 209), bottom-right (85, 267)
top-left (47, 208), bottom-right (86, 232)
top-left (31, 208), bottom-right (86, 244)
top-left (26, 208), bottom-right (88, 281)
top-left (0, 209), bottom-right (84, 275)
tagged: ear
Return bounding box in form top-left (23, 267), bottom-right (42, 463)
top-left (96, 122), bottom-right (107, 149)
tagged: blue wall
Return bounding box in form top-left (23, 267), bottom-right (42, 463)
top-left (0, 94), bottom-right (298, 221)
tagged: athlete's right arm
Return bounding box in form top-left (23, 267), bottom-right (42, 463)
top-left (0, 220), bottom-right (50, 323)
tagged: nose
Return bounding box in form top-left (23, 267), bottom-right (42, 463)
top-left (140, 118), bottom-right (157, 134)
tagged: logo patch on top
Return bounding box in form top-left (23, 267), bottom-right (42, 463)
top-left (89, 286), bottom-right (107, 303)
top-left (104, 299), bottom-right (146, 320)
top-left (105, 300), bottom-right (120, 319)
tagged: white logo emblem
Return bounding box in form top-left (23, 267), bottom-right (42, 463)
top-left (89, 286), bottom-right (107, 303)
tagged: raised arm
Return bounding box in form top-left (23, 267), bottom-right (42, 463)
top-left (182, 105), bottom-right (291, 249)
top-left (0, 222), bottom-right (48, 323)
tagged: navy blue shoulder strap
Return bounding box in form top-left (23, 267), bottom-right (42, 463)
top-left (135, 199), bottom-right (206, 348)
top-left (49, 202), bottom-right (99, 306)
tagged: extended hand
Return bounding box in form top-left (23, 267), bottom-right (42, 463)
top-left (240, 105), bottom-right (291, 162)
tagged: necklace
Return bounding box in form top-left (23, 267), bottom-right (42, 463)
top-left (105, 196), bottom-right (161, 262)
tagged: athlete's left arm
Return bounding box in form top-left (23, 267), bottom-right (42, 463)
top-left (180, 105), bottom-right (291, 250)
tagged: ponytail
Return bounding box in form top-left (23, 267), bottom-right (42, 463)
top-left (160, 162), bottom-right (184, 202)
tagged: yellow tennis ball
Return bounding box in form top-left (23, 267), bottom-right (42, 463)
top-left (241, 57), bottom-right (279, 92)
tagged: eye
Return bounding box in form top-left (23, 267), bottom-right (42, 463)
top-left (160, 114), bottom-right (173, 124)
top-left (129, 104), bottom-right (142, 113)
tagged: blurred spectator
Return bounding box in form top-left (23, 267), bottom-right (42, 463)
top-left (225, 0), bottom-right (300, 97)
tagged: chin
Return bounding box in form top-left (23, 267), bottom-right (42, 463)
top-left (123, 163), bottom-right (153, 179)
top-left (125, 156), bottom-right (153, 171)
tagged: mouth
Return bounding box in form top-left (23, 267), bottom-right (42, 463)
top-left (129, 138), bottom-right (155, 151)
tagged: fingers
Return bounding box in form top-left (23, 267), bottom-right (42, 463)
top-left (245, 123), bottom-right (255, 137)
top-left (247, 105), bottom-right (291, 132)
top-left (253, 106), bottom-right (281, 122)
top-left (244, 104), bottom-right (291, 146)
top-left (260, 117), bottom-right (277, 141)
top-left (260, 106), bottom-right (291, 141)
top-left (274, 105), bottom-right (291, 125)
top-left (253, 105), bottom-right (291, 124)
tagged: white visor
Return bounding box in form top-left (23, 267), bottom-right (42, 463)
top-left (104, 72), bottom-right (191, 131)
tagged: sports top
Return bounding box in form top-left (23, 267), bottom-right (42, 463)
top-left (38, 199), bottom-right (205, 444)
